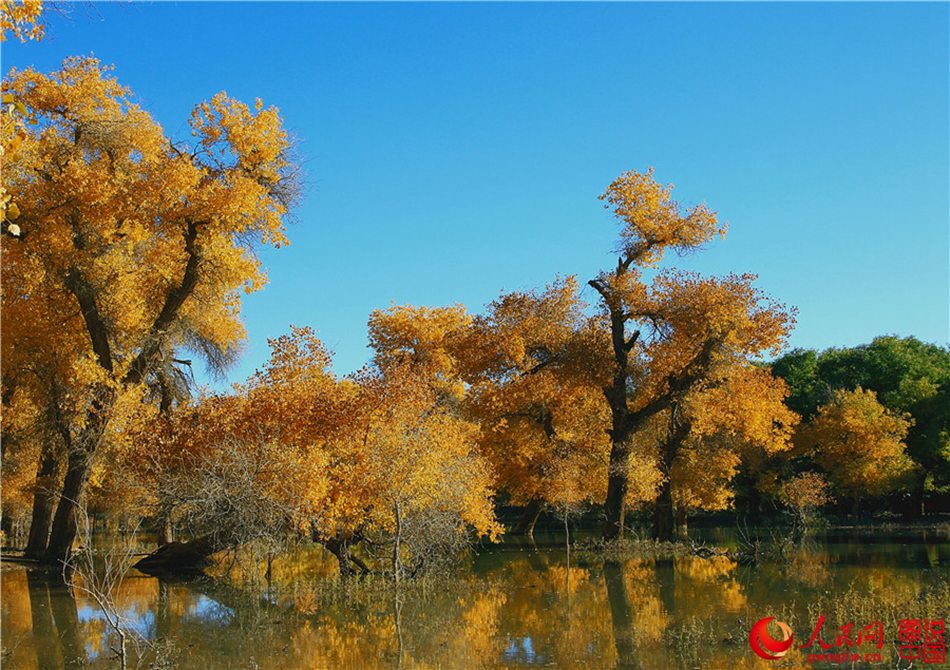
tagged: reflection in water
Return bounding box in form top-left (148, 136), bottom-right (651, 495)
top-left (1, 529), bottom-right (948, 669)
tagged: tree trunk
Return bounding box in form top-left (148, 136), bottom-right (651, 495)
top-left (909, 471), bottom-right (927, 519)
top-left (601, 299), bottom-right (635, 542)
top-left (44, 449), bottom-right (90, 564)
top-left (591, 264), bottom-right (717, 544)
top-left (652, 475), bottom-right (675, 542)
top-left (675, 506), bottom-right (688, 540)
top-left (25, 443), bottom-right (59, 559)
top-left (324, 537), bottom-right (355, 580)
top-left (603, 439), bottom-right (630, 541)
top-left (44, 387), bottom-right (118, 565)
top-left (158, 512), bottom-right (174, 547)
top-left (392, 502), bottom-right (403, 585)
top-left (512, 499), bottom-right (544, 537)
top-left (651, 408), bottom-right (688, 542)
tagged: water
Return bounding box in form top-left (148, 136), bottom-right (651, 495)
top-left (2, 528), bottom-right (948, 669)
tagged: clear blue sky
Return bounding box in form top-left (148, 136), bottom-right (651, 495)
top-left (5, 2), bottom-right (948, 387)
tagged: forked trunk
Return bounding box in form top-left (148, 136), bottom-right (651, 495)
top-left (25, 443), bottom-right (59, 559)
top-left (512, 499), bottom-right (544, 537)
top-left (44, 451), bottom-right (90, 564)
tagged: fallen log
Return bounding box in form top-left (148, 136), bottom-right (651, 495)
top-left (134, 536), bottom-right (218, 575)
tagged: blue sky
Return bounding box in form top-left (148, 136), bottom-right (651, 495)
top-left (5, 2), bottom-right (948, 387)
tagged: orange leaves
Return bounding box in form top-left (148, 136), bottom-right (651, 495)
top-left (0, 58), bottom-right (299, 541)
top-left (188, 91), bottom-right (293, 247)
top-left (459, 278), bottom-right (610, 508)
top-left (352, 364), bottom-right (502, 541)
top-left (3, 58), bottom-right (295, 392)
top-left (139, 326), bottom-right (502, 549)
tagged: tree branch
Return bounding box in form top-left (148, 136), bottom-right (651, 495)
top-left (124, 219), bottom-right (204, 387)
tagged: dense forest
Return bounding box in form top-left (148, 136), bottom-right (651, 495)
top-left (2, 10), bottom-right (949, 582)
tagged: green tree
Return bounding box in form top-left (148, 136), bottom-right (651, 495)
top-left (771, 337), bottom-right (950, 515)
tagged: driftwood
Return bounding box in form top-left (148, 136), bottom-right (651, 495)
top-left (688, 539), bottom-right (735, 560)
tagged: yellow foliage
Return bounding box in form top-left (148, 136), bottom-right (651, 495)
top-left (1, 56), bottom-right (297, 547)
top-left (799, 387), bottom-right (914, 499)
top-left (599, 167), bottom-right (725, 267)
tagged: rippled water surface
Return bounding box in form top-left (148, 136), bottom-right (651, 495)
top-left (2, 528), bottom-right (949, 669)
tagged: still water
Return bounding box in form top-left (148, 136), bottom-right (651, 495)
top-left (2, 529), bottom-right (948, 669)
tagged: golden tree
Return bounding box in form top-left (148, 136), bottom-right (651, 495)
top-left (349, 364), bottom-right (501, 581)
top-left (658, 362), bottom-right (798, 538)
top-left (131, 327), bottom-right (339, 574)
top-left (134, 326), bottom-right (500, 578)
top-left (779, 472), bottom-right (834, 528)
top-left (799, 388), bottom-right (914, 509)
top-left (587, 169), bottom-right (793, 539)
top-left (1, 57), bottom-right (298, 562)
top-left (459, 277), bottom-right (617, 534)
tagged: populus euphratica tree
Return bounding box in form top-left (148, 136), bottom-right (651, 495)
top-left (589, 170), bottom-right (792, 539)
top-left (0, 57), bottom-right (298, 562)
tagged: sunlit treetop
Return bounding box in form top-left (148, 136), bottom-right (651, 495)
top-left (599, 167), bottom-right (726, 268)
top-left (2, 56), bottom-right (298, 388)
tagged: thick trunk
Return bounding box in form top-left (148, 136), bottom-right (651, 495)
top-left (25, 443), bottom-right (59, 559)
top-left (44, 384), bottom-right (115, 565)
top-left (43, 222), bottom-right (203, 565)
top-left (134, 536), bottom-right (217, 574)
top-left (601, 299), bottom-right (635, 542)
top-left (652, 476), bottom-right (675, 542)
top-left (324, 537), bottom-right (356, 580)
top-left (675, 506), bottom-right (688, 540)
top-left (592, 262), bottom-right (716, 544)
top-left (44, 450), bottom-right (90, 564)
top-left (603, 439), bottom-right (630, 541)
top-left (651, 409), bottom-right (687, 542)
top-left (512, 499), bottom-right (544, 537)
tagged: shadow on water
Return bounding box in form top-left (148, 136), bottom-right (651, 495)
top-left (1, 527), bottom-right (948, 669)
